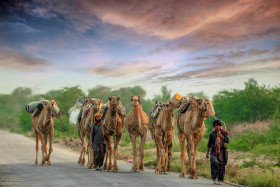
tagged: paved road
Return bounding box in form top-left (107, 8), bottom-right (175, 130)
top-left (0, 130), bottom-right (235, 186)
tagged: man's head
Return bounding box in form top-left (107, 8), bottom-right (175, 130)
top-left (95, 114), bottom-right (102, 123)
top-left (213, 119), bottom-right (222, 130)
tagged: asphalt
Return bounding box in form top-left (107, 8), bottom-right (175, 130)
top-left (0, 130), bottom-right (235, 187)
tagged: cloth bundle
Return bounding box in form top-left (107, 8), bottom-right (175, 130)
top-left (68, 97), bottom-right (89, 125)
top-left (215, 129), bottom-right (229, 155)
top-left (25, 100), bottom-right (60, 118)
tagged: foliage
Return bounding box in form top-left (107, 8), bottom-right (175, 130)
top-left (212, 78), bottom-right (280, 125)
top-left (228, 120), bottom-right (280, 159)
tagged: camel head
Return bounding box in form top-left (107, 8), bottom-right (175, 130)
top-left (161, 101), bottom-right (174, 126)
top-left (131, 95), bottom-right (141, 107)
top-left (197, 99), bottom-right (215, 118)
top-left (41, 100), bottom-right (61, 119)
top-left (91, 99), bottom-right (102, 116)
top-left (108, 96), bottom-right (120, 116)
top-left (169, 93), bottom-right (183, 109)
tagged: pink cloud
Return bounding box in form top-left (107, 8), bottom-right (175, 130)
top-left (0, 48), bottom-right (48, 71)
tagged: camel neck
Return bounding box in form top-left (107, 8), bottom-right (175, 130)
top-left (133, 105), bottom-right (140, 116)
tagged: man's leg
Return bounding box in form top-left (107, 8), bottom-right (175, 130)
top-left (211, 162), bottom-right (219, 183)
top-left (99, 144), bottom-right (105, 168)
top-left (218, 164), bottom-right (225, 182)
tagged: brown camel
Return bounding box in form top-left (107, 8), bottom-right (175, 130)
top-left (102, 96), bottom-right (124, 172)
top-left (77, 98), bottom-right (102, 168)
top-left (31, 100), bottom-right (61, 166)
top-left (124, 96), bottom-right (149, 172)
top-left (154, 94), bottom-right (182, 174)
top-left (176, 95), bottom-right (215, 179)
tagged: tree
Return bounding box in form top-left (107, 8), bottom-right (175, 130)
top-left (153, 85), bottom-right (172, 103)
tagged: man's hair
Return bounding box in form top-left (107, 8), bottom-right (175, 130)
top-left (213, 120), bottom-right (222, 127)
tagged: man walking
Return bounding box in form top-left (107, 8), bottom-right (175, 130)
top-left (206, 120), bottom-right (230, 185)
top-left (91, 114), bottom-right (106, 170)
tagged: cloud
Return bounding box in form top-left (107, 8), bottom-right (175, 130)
top-left (78, 0), bottom-right (280, 41)
top-left (0, 22), bottom-right (39, 33)
top-left (148, 57), bottom-right (280, 83)
top-left (0, 49), bottom-right (49, 71)
top-left (88, 61), bottom-right (160, 76)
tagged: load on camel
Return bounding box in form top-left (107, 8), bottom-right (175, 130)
top-left (149, 94), bottom-right (183, 174)
top-left (124, 96), bottom-right (149, 172)
top-left (77, 97), bottom-right (102, 168)
top-left (101, 96), bottom-right (125, 172)
top-left (25, 100), bottom-right (61, 166)
top-left (68, 97), bottom-right (89, 125)
top-left (176, 95), bottom-right (215, 179)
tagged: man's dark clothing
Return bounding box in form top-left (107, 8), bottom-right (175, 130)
top-left (207, 129), bottom-right (229, 181)
top-left (92, 122), bottom-right (106, 168)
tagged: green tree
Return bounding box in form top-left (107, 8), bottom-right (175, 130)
top-left (153, 85), bottom-right (172, 103)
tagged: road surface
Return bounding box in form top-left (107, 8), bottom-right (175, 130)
top-left (0, 130), bottom-right (236, 186)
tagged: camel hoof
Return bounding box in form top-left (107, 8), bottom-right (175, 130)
top-left (34, 161), bottom-right (38, 165)
top-left (47, 161), bottom-right (52, 165)
top-left (188, 176), bottom-right (194, 179)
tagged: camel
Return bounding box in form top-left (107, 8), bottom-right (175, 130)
top-left (176, 95), bottom-right (215, 179)
top-left (124, 96), bottom-right (149, 172)
top-left (77, 98), bottom-right (102, 168)
top-left (102, 96), bottom-right (124, 172)
top-left (154, 94), bottom-right (182, 174)
top-left (31, 100), bottom-right (61, 166)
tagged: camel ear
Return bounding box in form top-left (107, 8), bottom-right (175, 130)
top-left (131, 95), bottom-right (134, 98)
top-left (117, 97), bottom-right (120, 100)
top-left (138, 96), bottom-right (140, 99)
top-left (169, 100), bottom-right (172, 104)
top-left (108, 97), bottom-right (112, 101)
top-left (155, 100), bottom-right (158, 104)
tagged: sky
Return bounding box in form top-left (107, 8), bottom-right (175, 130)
top-left (0, 0), bottom-right (279, 99)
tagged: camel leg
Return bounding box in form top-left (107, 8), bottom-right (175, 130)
top-left (87, 135), bottom-right (94, 169)
top-left (167, 139), bottom-right (172, 172)
top-left (155, 135), bottom-right (164, 174)
top-left (178, 132), bottom-right (186, 177)
top-left (46, 131), bottom-right (53, 165)
top-left (139, 131), bottom-right (147, 171)
top-left (163, 133), bottom-right (172, 174)
top-left (186, 136), bottom-right (195, 179)
top-left (77, 126), bottom-right (82, 165)
top-left (34, 131), bottom-right (39, 165)
top-left (129, 134), bottom-right (138, 172)
top-left (113, 133), bottom-right (122, 172)
top-left (39, 134), bottom-right (46, 166)
top-left (82, 135), bottom-right (87, 166)
top-left (193, 136), bottom-right (203, 179)
top-left (103, 135), bottom-right (110, 171)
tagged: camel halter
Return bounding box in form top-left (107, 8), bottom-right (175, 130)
top-left (104, 115), bottom-right (118, 133)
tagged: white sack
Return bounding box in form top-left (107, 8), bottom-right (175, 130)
top-left (69, 108), bottom-right (81, 126)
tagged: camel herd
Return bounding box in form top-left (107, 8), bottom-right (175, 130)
top-left (30, 93), bottom-right (215, 179)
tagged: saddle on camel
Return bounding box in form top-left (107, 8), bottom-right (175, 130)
top-left (101, 96), bottom-right (125, 172)
top-left (124, 96), bottom-right (149, 172)
top-left (26, 100), bottom-right (61, 166)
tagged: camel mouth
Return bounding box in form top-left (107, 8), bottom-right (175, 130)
top-left (56, 111), bottom-right (62, 119)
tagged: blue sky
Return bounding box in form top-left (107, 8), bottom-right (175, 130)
top-left (0, 0), bottom-right (279, 99)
